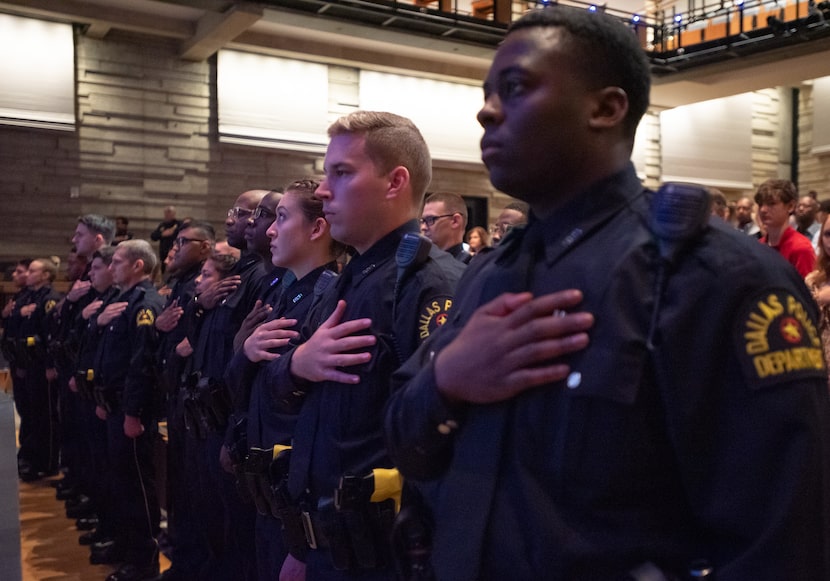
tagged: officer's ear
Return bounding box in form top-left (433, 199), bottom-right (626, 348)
top-left (309, 217), bottom-right (327, 242)
top-left (587, 86), bottom-right (628, 131)
top-left (133, 258), bottom-right (145, 275)
top-left (385, 166), bottom-right (410, 201)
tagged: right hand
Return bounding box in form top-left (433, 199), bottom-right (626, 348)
top-left (82, 299), bottom-right (104, 320)
top-left (175, 338), bottom-right (193, 358)
top-left (155, 299), bottom-right (183, 332)
top-left (243, 317), bottom-right (298, 362)
top-left (97, 302), bottom-right (129, 326)
top-left (435, 290), bottom-right (594, 405)
top-left (2, 298), bottom-right (15, 318)
top-left (198, 276), bottom-right (241, 309)
top-left (66, 280), bottom-right (92, 302)
top-left (95, 406), bottom-right (108, 421)
top-left (290, 300), bottom-right (376, 384)
top-left (816, 283), bottom-right (830, 306)
top-left (68, 376), bottom-right (78, 393)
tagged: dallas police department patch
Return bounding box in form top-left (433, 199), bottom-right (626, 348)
top-left (136, 308), bottom-right (155, 327)
top-left (738, 289), bottom-right (825, 388)
top-left (419, 296), bottom-right (453, 340)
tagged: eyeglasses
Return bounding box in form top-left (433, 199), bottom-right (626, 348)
top-left (252, 206), bottom-right (276, 220)
top-left (419, 214), bottom-right (455, 227)
top-left (174, 236), bottom-right (206, 247)
top-left (227, 207), bottom-right (253, 220)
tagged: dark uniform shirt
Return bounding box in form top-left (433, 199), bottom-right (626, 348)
top-left (385, 166), bottom-right (830, 581)
top-left (225, 264), bottom-right (337, 450)
top-left (269, 220), bottom-right (464, 503)
top-left (75, 286), bottom-right (120, 381)
top-left (157, 264), bottom-right (201, 393)
top-left (17, 286), bottom-right (61, 369)
top-left (446, 242), bottom-right (472, 264)
top-left (94, 280), bottom-right (163, 417)
top-left (1, 288), bottom-right (31, 368)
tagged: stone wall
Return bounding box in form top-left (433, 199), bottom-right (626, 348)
top-left (0, 29), bottom-right (494, 269)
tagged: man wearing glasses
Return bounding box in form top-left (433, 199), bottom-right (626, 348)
top-left (154, 222), bottom-right (214, 581)
top-left (489, 201), bottom-right (529, 245)
top-left (420, 192), bottom-right (472, 264)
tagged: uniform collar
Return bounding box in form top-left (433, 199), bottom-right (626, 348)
top-left (344, 220), bottom-right (419, 287)
top-left (530, 164), bottom-right (646, 266)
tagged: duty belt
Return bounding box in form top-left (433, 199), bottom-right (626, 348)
top-left (74, 369), bottom-right (96, 401)
top-left (93, 384), bottom-right (123, 413)
top-left (242, 446), bottom-right (308, 556)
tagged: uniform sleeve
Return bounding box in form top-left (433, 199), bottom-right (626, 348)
top-left (659, 275), bottom-right (830, 579)
top-left (385, 255), bottom-right (466, 480)
top-left (122, 302), bottom-right (160, 417)
top-left (385, 342), bottom-right (466, 481)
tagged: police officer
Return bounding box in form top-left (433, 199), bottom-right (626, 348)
top-left (267, 111), bottom-right (464, 580)
top-left (224, 179), bottom-right (343, 580)
top-left (1, 259), bottom-right (31, 458)
top-left (385, 7), bottom-right (830, 580)
top-left (70, 247), bottom-right (121, 549)
top-left (154, 222), bottom-right (214, 581)
top-left (55, 215), bottom-right (115, 504)
top-left (14, 258), bottom-right (61, 482)
top-left (180, 192), bottom-right (276, 581)
top-left (94, 240), bottom-right (164, 581)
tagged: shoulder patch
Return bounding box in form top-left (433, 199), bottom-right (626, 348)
top-left (418, 296), bottom-right (453, 340)
top-left (737, 289), bottom-right (825, 389)
top-left (44, 299), bottom-right (57, 313)
top-left (136, 308), bottom-right (155, 327)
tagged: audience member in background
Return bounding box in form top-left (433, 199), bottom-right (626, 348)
top-left (490, 201), bottom-right (529, 245)
top-left (465, 226), bottom-right (491, 256)
top-left (818, 199), bottom-right (830, 229)
top-left (735, 195), bottom-right (761, 237)
top-left (807, 212), bottom-right (830, 389)
top-left (708, 188), bottom-right (729, 221)
top-left (756, 179), bottom-right (816, 277)
top-left (420, 192), bottom-right (472, 263)
top-left (151, 206), bottom-right (183, 274)
top-left (796, 195), bottom-right (822, 251)
top-left (112, 216), bottom-right (134, 245)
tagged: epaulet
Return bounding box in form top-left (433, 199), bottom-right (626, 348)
top-left (313, 269), bottom-right (338, 297)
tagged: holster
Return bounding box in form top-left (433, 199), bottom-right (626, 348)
top-left (74, 369), bottom-right (96, 401)
top-left (93, 384), bottom-right (122, 414)
top-left (302, 496), bottom-right (396, 571)
top-left (243, 446), bottom-right (278, 516)
top-left (180, 374), bottom-right (232, 438)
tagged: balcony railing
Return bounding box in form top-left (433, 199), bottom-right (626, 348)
top-left (261, 0), bottom-right (830, 73)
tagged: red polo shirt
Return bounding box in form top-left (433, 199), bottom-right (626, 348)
top-left (760, 226), bottom-right (816, 277)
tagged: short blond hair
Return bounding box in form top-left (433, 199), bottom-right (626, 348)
top-left (328, 111), bottom-right (432, 205)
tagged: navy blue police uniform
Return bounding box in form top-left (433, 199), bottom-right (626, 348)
top-left (94, 279), bottom-right (164, 576)
top-left (385, 165), bottom-right (830, 580)
top-left (179, 255), bottom-right (269, 581)
top-left (269, 221), bottom-right (465, 579)
top-left (225, 263), bottom-right (337, 581)
top-left (16, 284), bottom-right (62, 480)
